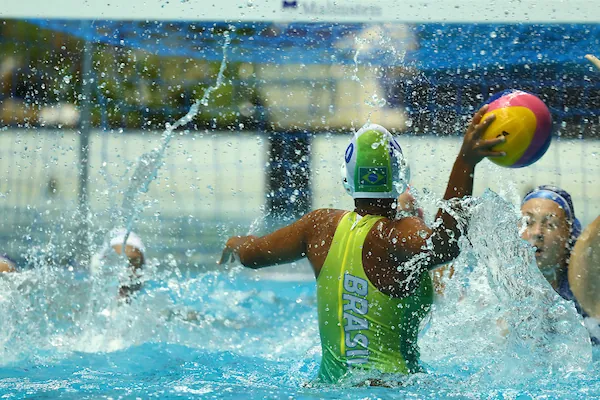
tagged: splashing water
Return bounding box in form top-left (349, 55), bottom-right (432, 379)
top-left (119, 31), bottom-right (232, 244)
top-left (351, 38), bottom-right (362, 83)
top-left (420, 190), bottom-right (591, 386)
top-left (0, 31), bottom-right (239, 368)
top-left (473, 191), bottom-right (590, 376)
top-left (2, 187), bottom-right (600, 397)
top-left (364, 94), bottom-right (387, 108)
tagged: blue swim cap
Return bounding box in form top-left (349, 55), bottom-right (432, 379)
top-left (522, 184), bottom-right (581, 240)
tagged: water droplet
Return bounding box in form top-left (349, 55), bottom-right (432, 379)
top-left (365, 94), bottom-right (387, 108)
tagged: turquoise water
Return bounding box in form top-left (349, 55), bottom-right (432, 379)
top-left (1, 191), bottom-right (599, 398)
top-left (1, 266), bottom-right (600, 399)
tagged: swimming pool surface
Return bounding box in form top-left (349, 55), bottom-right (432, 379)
top-left (1, 262), bottom-right (600, 400)
top-left (0, 192), bottom-right (597, 399)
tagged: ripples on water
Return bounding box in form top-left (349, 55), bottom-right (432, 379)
top-left (1, 191), bottom-right (599, 398)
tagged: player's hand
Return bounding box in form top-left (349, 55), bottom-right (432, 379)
top-left (586, 54), bottom-right (600, 70)
top-left (459, 104), bottom-right (506, 166)
top-left (218, 236), bottom-right (254, 264)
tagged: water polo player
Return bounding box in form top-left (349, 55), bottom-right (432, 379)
top-left (220, 105), bottom-right (505, 384)
top-left (520, 185), bottom-right (600, 342)
top-left (520, 185), bottom-right (582, 296)
top-left (91, 228), bottom-right (146, 299)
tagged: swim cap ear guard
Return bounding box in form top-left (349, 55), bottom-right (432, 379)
top-left (341, 123), bottom-right (410, 199)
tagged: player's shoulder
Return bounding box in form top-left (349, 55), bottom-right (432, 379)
top-left (374, 216), bottom-right (432, 253)
top-left (387, 215), bottom-right (429, 232)
top-left (303, 208), bottom-right (347, 225)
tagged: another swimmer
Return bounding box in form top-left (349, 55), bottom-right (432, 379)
top-left (0, 254), bottom-right (16, 273)
top-left (91, 228), bottom-right (146, 299)
top-left (220, 105), bottom-right (504, 384)
top-left (520, 185), bottom-right (581, 297)
top-left (520, 185), bottom-right (600, 342)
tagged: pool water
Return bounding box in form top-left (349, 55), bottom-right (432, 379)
top-left (1, 191), bottom-right (599, 399)
top-left (0, 266), bottom-right (598, 400)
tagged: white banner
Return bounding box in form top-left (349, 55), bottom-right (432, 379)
top-left (2, 0), bottom-right (599, 23)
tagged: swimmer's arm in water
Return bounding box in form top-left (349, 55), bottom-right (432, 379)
top-left (390, 105), bottom-right (505, 270)
top-left (219, 211), bottom-right (318, 268)
top-left (586, 54), bottom-right (600, 70)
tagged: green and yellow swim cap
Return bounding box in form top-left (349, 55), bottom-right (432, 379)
top-left (341, 123), bottom-right (410, 199)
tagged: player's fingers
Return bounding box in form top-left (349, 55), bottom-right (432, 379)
top-left (478, 135), bottom-right (505, 149)
top-left (483, 150), bottom-right (507, 158)
top-left (470, 104), bottom-right (489, 127)
top-left (585, 54), bottom-right (600, 70)
top-left (471, 114), bottom-right (496, 139)
top-left (218, 248), bottom-right (232, 265)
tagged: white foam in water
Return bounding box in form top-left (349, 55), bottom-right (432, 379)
top-left (420, 189), bottom-right (592, 381)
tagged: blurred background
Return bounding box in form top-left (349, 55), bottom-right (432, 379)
top-left (1, 17), bottom-right (600, 269)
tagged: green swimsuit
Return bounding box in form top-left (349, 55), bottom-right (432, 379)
top-left (316, 212), bottom-right (433, 383)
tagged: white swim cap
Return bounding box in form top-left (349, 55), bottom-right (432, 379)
top-left (90, 228), bottom-right (146, 274)
top-left (108, 228), bottom-right (146, 254)
top-left (341, 123), bottom-right (410, 199)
